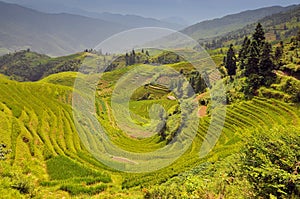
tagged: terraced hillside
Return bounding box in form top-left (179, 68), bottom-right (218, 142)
top-left (0, 65), bottom-right (299, 198)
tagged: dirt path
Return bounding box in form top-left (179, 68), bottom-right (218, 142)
top-left (198, 106), bottom-right (207, 117)
top-left (112, 156), bottom-right (138, 164)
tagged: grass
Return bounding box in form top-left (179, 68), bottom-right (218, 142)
top-left (59, 184), bottom-right (107, 195)
top-left (40, 71), bottom-right (85, 87)
top-left (46, 156), bottom-right (111, 181)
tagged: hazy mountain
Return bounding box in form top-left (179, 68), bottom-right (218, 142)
top-left (1, 1), bottom-right (298, 57)
top-left (202, 5), bottom-right (300, 49)
top-left (69, 10), bottom-right (186, 30)
top-left (160, 16), bottom-right (189, 27)
top-left (0, 1), bottom-right (128, 56)
top-left (182, 5), bottom-right (298, 40)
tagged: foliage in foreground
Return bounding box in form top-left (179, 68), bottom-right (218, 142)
top-left (242, 127), bottom-right (300, 198)
top-left (144, 127), bottom-right (300, 199)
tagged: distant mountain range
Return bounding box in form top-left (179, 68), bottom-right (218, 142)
top-left (182, 5), bottom-right (298, 41)
top-left (196, 4), bottom-right (300, 49)
top-left (0, 1), bottom-right (299, 56)
top-left (68, 10), bottom-right (185, 30)
top-left (0, 1), bottom-right (130, 56)
top-left (0, 1), bottom-right (186, 56)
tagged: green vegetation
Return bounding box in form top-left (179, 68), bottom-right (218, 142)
top-left (46, 156), bottom-right (111, 181)
top-left (182, 5), bottom-right (293, 41)
top-left (242, 127), bottom-right (300, 198)
top-left (200, 5), bottom-right (300, 52)
top-left (0, 50), bottom-right (85, 81)
top-left (0, 13), bottom-right (300, 199)
top-left (144, 127), bottom-right (300, 199)
top-left (0, 143), bottom-right (11, 160)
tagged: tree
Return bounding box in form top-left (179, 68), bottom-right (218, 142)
top-left (297, 30), bottom-right (300, 41)
top-left (125, 53), bottom-right (129, 66)
top-left (275, 46), bottom-right (283, 61)
top-left (239, 37), bottom-right (251, 70)
top-left (145, 50), bottom-right (150, 57)
top-left (244, 41), bottom-right (260, 77)
top-left (252, 23), bottom-right (265, 47)
top-left (128, 50), bottom-right (136, 65)
top-left (274, 46), bottom-right (283, 68)
top-left (240, 23), bottom-right (276, 97)
top-left (259, 42), bottom-right (275, 85)
top-left (224, 44), bottom-right (237, 77)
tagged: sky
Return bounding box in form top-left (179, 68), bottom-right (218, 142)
top-left (2, 0), bottom-right (300, 24)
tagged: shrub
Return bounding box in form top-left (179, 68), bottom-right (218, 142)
top-left (11, 175), bottom-right (34, 195)
top-left (241, 127), bottom-right (300, 198)
top-left (60, 184), bottom-right (107, 195)
top-left (0, 143), bottom-right (11, 160)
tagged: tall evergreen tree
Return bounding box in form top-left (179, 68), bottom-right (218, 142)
top-left (225, 44), bottom-right (237, 77)
top-left (125, 53), bottom-right (129, 66)
top-left (239, 37), bottom-right (251, 70)
top-left (274, 45), bottom-right (283, 65)
top-left (129, 49), bottom-right (136, 65)
top-left (145, 50), bottom-right (150, 57)
top-left (259, 42), bottom-right (275, 85)
top-left (244, 41), bottom-right (260, 77)
top-left (241, 23), bottom-right (276, 96)
top-left (253, 23), bottom-right (265, 47)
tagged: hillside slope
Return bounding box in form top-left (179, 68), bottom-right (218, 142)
top-left (182, 5), bottom-right (298, 41)
top-left (0, 63), bottom-right (300, 197)
top-left (0, 50), bottom-right (87, 81)
top-left (200, 5), bottom-right (300, 49)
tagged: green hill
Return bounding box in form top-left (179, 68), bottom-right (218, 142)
top-left (0, 50), bottom-right (87, 81)
top-left (200, 5), bottom-right (300, 49)
top-left (0, 19), bottom-right (300, 198)
top-left (0, 60), bottom-right (299, 197)
top-left (182, 5), bottom-right (298, 41)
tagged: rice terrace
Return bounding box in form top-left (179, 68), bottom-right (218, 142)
top-left (0, 0), bottom-right (300, 198)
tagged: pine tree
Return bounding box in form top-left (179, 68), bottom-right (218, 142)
top-left (125, 53), bottom-right (129, 66)
top-left (259, 42), bottom-right (275, 85)
top-left (274, 46), bottom-right (283, 63)
top-left (145, 50), bottom-right (150, 57)
top-left (225, 44), bottom-right (237, 77)
top-left (253, 23), bottom-right (265, 47)
top-left (238, 23), bottom-right (276, 97)
top-left (129, 50), bottom-right (136, 65)
top-left (239, 37), bottom-right (251, 70)
top-left (244, 41), bottom-right (260, 77)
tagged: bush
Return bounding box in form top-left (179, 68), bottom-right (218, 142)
top-left (144, 156), bottom-right (252, 199)
top-left (241, 127), bottom-right (300, 198)
top-left (0, 143), bottom-right (11, 160)
top-left (11, 177), bottom-right (33, 194)
top-left (60, 184), bottom-right (107, 195)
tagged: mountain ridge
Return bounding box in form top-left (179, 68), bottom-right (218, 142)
top-left (0, 1), bottom-right (128, 56)
top-left (182, 5), bottom-right (299, 40)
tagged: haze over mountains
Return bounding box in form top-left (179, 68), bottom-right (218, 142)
top-left (0, 1), bottom-right (129, 56)
top-left (182, 5), bottom-right (298, 40)
top-left (0, 1), bottom-right (299, 56)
